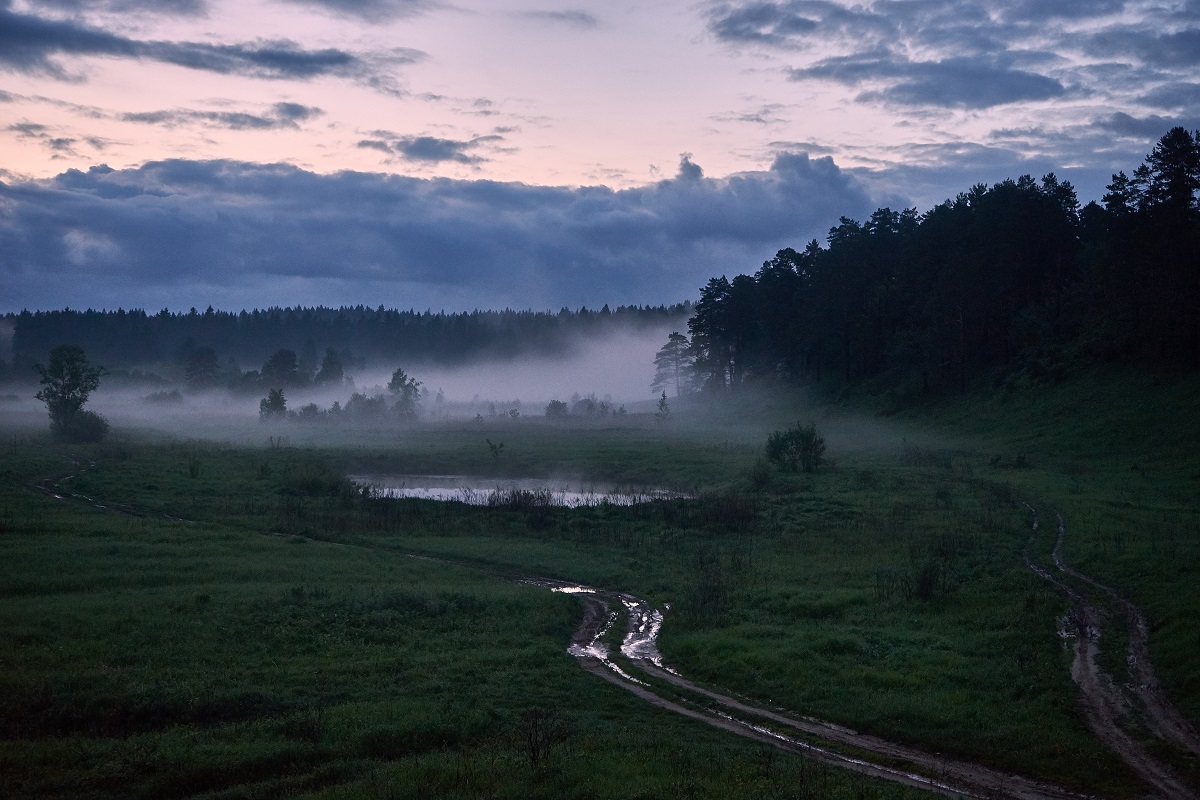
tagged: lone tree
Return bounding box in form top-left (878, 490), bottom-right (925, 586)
top-left (34, 345), bottom-right (109, 442)
top-left (259, 387), bottom-right (287, 420)
top-left (652, 331), bottom-right (692, 397)
top-left (388, 367), bottom-right (422, 418)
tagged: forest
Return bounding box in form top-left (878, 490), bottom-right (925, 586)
top-left (664, 127), bottom-right (1200, 406)
top-left (0, 303), bottom-right (689, 389)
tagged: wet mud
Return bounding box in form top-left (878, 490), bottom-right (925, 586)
top-left (543, 576), bottom-right (1091, 800)
top-left (1024, 506), bottom-right (1198, 800)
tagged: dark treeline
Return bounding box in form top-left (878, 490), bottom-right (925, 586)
top-left (678, 127), bottom-right (1200, 403)
top-left (2, 303), bottom-right (690, 382)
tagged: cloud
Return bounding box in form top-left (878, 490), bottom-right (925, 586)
top-left (0, 6), bottom-right (420, 85)
top-left (8, 122), bottom-right (50, 138)
top-left (275, 0), bottom-right (436, 23)
top-left (357, 133), bottom-right (505, 164)
top-left (1097, 111), bottom-right (1200, 139)
top-left (515, 10), bottom-right (599, 29)
top-left (1086, 27), bottom-right (1200, 69)
top-left (26, 0), bottom-right (207, 16)
top-left (997, 0), bottom-right (1126, 22)
top-left (706, 1), bottom-right (887, 49)
top-left (122, 102), bottom-right (323, 130)
top-left (0, 154), bottom-right (876, 312)
top-left (711, 103), bottom-right (789, 125)
top-left (706, 0), bottom-right (1200, 116)
top-left (792, 54), bottom-right (1067, 108)
top-left (1139, 81), bottom-right (1200, 110)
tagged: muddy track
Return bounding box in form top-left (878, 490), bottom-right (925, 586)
top-left (1024, 507), bottom-right (1198, 799)
top-left (530, 577), bottom-right (1090, 800)
top-left (30, 458), bottom-right (191, 522)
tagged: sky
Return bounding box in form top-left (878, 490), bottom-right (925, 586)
top-left (1, 0), bottom-right (1198, 313)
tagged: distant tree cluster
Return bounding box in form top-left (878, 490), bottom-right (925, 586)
top-left (260, 365), bottom-right (428, 424)
top-left (668, 127), bottom-right (1200, 402)
top-left (544, 394), bottom-right (625, 418)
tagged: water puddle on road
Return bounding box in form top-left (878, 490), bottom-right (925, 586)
top-left (350, 474), bottom-right (686, 507)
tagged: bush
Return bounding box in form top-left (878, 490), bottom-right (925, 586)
top-left (53, 409), bottom-right (110, 443)
top-left (545, 399), bottom-right (568, 417)
top-left (765, 422), bottom-right (826, 472)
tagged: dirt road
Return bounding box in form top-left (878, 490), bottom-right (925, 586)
top-left (1023, 508), bottom-right (1198, 800)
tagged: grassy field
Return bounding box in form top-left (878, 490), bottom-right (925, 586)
top-left (1, 367), bottom-right (1197, 797)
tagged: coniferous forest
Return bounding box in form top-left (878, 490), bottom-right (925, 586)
top-left (676, 127), bottom-right (1200, 403)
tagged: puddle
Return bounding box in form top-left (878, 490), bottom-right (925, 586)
top-left (350, 474), bottom-right (685, 507)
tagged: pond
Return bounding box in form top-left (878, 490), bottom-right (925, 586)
top-left (349, 474), bottom-right (686, 507)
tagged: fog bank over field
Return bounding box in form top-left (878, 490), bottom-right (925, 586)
top-left (358, 325), bottom-right (671, 409)
top-left (0, 322), bottom-right (681, 440)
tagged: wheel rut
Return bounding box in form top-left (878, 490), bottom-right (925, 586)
top-left (1024, 506), bottom-right (1198, 799)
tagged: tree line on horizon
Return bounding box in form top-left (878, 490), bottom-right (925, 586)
top-left (655, 127), bottom-right (1200, 405)
top-left (0, 303), bottom-right (690, 388)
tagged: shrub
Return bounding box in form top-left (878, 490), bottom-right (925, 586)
top-left (765, 422), bottom-right (826, 472)
top-left (54, 409), bottom-right (110, 443)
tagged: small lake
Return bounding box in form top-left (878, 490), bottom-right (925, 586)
top-left (349, 474), bottom-right (685, 507)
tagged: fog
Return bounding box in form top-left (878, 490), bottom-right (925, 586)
top-left (2, 317), bottom-right (947, 465)
top-left (1, 322), bottom-right (682, 440)
top-left (351, 325), bottom-right (672, 411)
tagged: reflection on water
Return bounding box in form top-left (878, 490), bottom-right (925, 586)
top-left (349, 474), bottom-right (685, 507)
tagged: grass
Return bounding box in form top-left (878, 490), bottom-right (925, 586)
top-left (2, 366), bottom-right (1198, 797)
top-left (0, 432), bottom-right (930, 800)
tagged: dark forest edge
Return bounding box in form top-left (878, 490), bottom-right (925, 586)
top-left (659, 127), bottom-right (1200, 410)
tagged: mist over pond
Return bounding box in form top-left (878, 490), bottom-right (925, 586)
top-left (352, 474), bottom-right (688, 507)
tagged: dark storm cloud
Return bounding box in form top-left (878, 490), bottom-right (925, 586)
top-left (275, 0), bottom-right (435, 23)
top-left (0, 5), bottom-right (418, 83)
top-left (357, 133), bottom-right (505, 164)
top-left (0, 154), bottom-right (875, 311)
top-left (122, 102), bottom-right (323, 130)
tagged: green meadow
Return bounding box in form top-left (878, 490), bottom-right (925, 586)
top-left (2, 368), bottom-right (1197, 798)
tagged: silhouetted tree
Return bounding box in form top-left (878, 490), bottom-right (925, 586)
top-left (34, 345), bottom-right (109, 442)
top-left (651, 331), bottom-right (691, 396)
top-left (314, 348), bottom-right (344, 385)
top-left (387, 367), bottom-right (421, 417)
top-left (259, 388), bottom-right (287, 420)
top-left (262, 349), bottom-right (304, 388)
